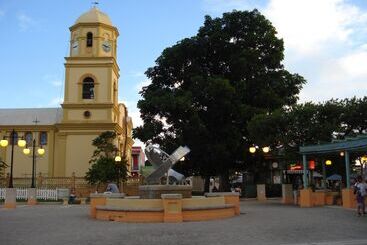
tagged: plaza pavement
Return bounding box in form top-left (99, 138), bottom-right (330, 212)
top-left (0, 200), bottom-right (366, 245)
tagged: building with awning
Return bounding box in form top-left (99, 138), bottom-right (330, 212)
top-left (299, 135), bottom-right (367, 208)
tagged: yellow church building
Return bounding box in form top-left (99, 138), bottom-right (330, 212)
top-left (0, 7), bottom-right (134, 179)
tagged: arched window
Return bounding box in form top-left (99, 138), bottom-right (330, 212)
top-left (82, 77), bottom-right (95, 99)
top-left (86, 32), bottom-right (93, 47)
top-left (25, 132), bottom-right (33, 145)
top-left (10, 132), bottom-right (18, 145)
top-left (39, 132), bottom-right (47, 145)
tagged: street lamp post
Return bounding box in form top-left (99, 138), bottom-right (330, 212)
top-left (23, 138), bottom-right (45, 188)
top-left (249, 145), bottom-right (271, 154)
top-left (0, 129), bottom-right (26, 188)
top-left (248, 144), bottom-right (271, 201)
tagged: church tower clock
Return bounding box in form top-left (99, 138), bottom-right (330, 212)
top-left (54, 7), bottom-right (133, 177)
top-left (63, 6), bottom-right (119, 121)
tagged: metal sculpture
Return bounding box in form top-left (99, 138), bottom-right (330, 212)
top-left (144, 144), bottom-right (190, 184)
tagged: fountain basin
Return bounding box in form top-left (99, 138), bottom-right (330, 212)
top-left (91, 192), bottom-right (240, 223)
top-left (139, 185), bottom-right (192, 199)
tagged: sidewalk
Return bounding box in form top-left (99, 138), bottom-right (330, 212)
top-left (1, 200), bottom-right (366, 245)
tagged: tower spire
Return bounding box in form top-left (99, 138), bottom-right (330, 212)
top-left (91, 1), bottom-right (99, 8)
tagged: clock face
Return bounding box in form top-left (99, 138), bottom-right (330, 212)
top-left (102, 41), bottom-right (111, 53)
top-left (71, 41), bottom-right (78, 55)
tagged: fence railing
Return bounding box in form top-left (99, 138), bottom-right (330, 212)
top-left (0, 188), bottom-right (5, 200)
top-left (0, 188), bottom-right (59, 200)
top-left (16, 188), bottom-right (28, 199)
top-left (0, 175), bottom-right (144, 197)
top-left (0, 173), bottom-right (85, 189)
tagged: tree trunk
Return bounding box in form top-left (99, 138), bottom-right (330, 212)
top-left (219, 170), bottom-right (230, 192)
top-left (204, 176), bottom-right (210, 193)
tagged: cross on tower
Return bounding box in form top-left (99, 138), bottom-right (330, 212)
top-left (32, 117), bottom-right (40, 126)
top-left (91, 1), bottom-right (99, 7)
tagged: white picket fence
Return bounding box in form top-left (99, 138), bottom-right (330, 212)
top-left (0, 188), bottom-right (58, 201)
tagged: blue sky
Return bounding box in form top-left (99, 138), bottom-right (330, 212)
top-left (1, 0), bottom-right (367, 132)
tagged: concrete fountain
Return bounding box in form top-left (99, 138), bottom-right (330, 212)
top-left (90, 144), bottom-right (239, 222)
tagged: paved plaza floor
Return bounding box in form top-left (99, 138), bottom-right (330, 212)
top-left (1, 200), bottom-right (367, 245)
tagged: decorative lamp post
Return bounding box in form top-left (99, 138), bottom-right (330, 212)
top-left (114, 155), bottom-right (122, 162)
top-left (262, 146), bottom-right (270, 153)
top-left (249, 145), bottom-right (270, 154)
top-left (249, 146), bottom-right (257, 154)
top-left (0, 129), bottom-right (26, 188)
top-left (22, 138), bottom-right (45, 188)
top-left (325, 160), bottom-right (332, 166)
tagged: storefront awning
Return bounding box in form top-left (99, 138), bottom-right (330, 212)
top-left (284, 170), bottom-right (309, 174)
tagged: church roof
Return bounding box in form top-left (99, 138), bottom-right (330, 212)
top-left (0, 108), bottom-right (62, 126)
top-left (75, 7), bottom-right (113, 26)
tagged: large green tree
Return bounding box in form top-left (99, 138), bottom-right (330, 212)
top-left (134, 10), bottom-right (305, 191)
top-left (248, 101), bottom-right (344, 161)
top-left (341, 97), bottom-right (367, 136)
top-left (85, 131), bottom-right (128, 188)
top-left (247, 97), bottom-right (367, 174)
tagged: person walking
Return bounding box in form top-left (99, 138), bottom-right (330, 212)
top-left (354, 176), bottom-right (367, 216)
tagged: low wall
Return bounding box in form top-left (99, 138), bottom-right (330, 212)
top-left (299, 189), bottom-right (343, 208)
top-left (139, 185), bottom-right (192, 199)
top-left (90, 193), bottom-right (125, 218)
top-left (182, 197), bottom-right (224, 208)
top-left (106, 198), bottom-right (163, 209)
top-left (342, 188), bottom-right (356, 209)
top-left (92, 192), bottom-right (239, 223)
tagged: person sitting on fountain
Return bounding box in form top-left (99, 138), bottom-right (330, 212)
top-left (105, 180), bottom-right (119, 193)
top-left (68, 188), bottom-right (78, 204)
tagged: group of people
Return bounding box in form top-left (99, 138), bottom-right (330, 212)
top-left (354, 175), bottom-right (367, 217)
top-left (291, 175), bottom-right (367, 216)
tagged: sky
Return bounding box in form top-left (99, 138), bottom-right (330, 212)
top-left (0, 0), bottom-right (367, 146)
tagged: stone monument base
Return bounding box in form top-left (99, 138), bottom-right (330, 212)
top-left (139, 185), bottom-right (192, 199)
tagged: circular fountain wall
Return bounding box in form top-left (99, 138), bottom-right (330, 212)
top-left (139, 185), bottom-right (192, 199)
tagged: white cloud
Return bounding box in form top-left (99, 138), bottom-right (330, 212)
top-left (119, 100), bottom-right (143, 128)
top-left (298, 47), bottom-right (367, 103)
top-left (48, 97), bottom-right (63, 106)
top-left (135, 79), bottom-right (151, 92)
top-left (118, 100), bottom-right (145, 147)
top-left (127, 106), bottom-right (145, 147)
top-left (43, 74), bottom-right (63, 87)
top-left (202, 0), bottom-right (251, 13)
top-left (129, 110), bottom-right (143, 128)
top-left (119, 100), bottom-right (134, 108)
top-left (51, 80), bottom-right (62, 87)
top-left (133, 138), bottom-right (145, 148)
top-left (127, 71), bottom-right (145, 77)
top-left (337, 51), bottom-right (367, 78)
top-left (260, 0), bottom-right (367, 103)
top-left (264, 0), bottom-right (364, 56)
top-left (17, 13), bottom-right (36, 31)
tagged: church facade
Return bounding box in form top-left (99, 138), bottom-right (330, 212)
top-left (0, 7), bottom-right (134, 178)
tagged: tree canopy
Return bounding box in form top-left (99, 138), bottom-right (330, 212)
top-left (247, 97), bottom-right (367, 162)
top-left (134, 9), bottom-right (305, 190)
top-left (85, 131), bottom-right (128, 187)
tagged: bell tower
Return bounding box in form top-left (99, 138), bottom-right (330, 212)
top-left (54, 7), bottom-right (133, 178)
top-left (62, 7), bottom-right (120, 123)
